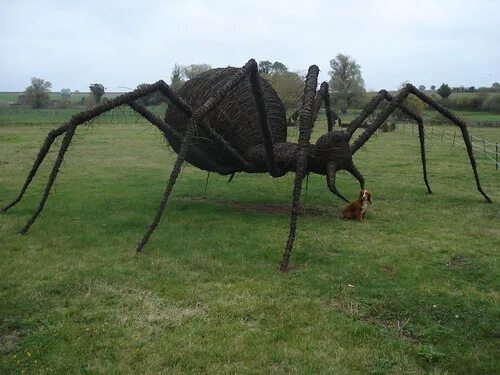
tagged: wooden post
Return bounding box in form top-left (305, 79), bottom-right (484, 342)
top-left (452, 131), bottom-right (456, 148)
top-left (483, 138), bottom-right (487, 157)
top-left (496, 143), bottom-right (498, 170)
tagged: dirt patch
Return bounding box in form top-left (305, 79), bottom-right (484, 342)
top-left (179, 196), bottom-right (336, 217)
top-left (0, 329), bottom-right (22, 355)
top-left (447, 254), bottom-right (471, 268)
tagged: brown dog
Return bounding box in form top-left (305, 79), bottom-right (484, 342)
top-left (343, 190), bottom-right (372, 221)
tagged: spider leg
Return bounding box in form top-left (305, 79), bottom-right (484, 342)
top-left (136, 60), bottom-right (255, 252)
top-left (407, 84), bottom-right (490, 202)
top-left (1, 124), bottom-right (67, 213)
top-left (345, 90), bottom-right (388, 139)
top-left (347, 164), bottom-right (365, 190)
top-left (249, 61), bottom-right (281, 177)
top-left (326, 163), bottom-right (350, 203)
top-left (383, 92), bottom-right (432, 194)
top-left (351, 84), bottom-right (491, 202)
top-left (2, 81), bottom-right (168, 218)
top-left (311, 82), bottom-right (339, 132)
top-left (280, 64), bottom-right (319, 272)
top-left (20, 124), bottom-right (77, 234)
top-left (341, 89), bottom-right (431, 193)
top-left (345, 90), bottom-right (423, 139)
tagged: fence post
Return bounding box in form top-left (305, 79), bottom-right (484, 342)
top-left (452, 131), bottom-right (456, 148)
top-left (496, 143), bottom-right (499, 170)
top-left (483, 139), bottom-right (487, 157)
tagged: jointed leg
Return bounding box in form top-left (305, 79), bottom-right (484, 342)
top-left (1, 125), bottom-right (67, 213)
top-left (383, 92), bottom-right (432, 194)
top-left (408, 85), bottom-right (490, 201)
top-left (348, 164), bottom-right (365, 190)
top-left (280, 64), bottom-right (319, 272)
top-left (249, 61), bottom-right (281, 177)
top-left (137, 60), bottom-right (256, 252)
top-left (351, 84), bottom-right (490, 202)
top-left (20, 124), bottom-right (77, 234)
top-left (415, 118), bottom-right (432, 194)
top-left (2, 81), bottom-right (169, 222)
top-left (136, 118), bottom-right (197, 252)
top-left (326, 163), bottom-right (350, 203)
top-left (346, 91), bottom-right (432, 195)
top-left (311, 82), bottom-right (338, 133)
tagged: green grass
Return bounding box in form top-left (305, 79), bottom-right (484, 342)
top-left (0, 114), bottom-right (499, 374)
top-left (0, 105), bottom-right (167, 126)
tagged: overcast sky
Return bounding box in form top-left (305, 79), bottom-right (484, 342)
top-left (1, 0), bottom-right (499, 92)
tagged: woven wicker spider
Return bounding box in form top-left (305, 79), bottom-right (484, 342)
top-left (1, 59), bottom-right (491, 271)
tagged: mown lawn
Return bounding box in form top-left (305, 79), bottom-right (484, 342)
top-left (0, 114), bottom-right (499, 374)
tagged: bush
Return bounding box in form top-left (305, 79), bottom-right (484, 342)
top-left (482, 94), bottom-right (500, 112)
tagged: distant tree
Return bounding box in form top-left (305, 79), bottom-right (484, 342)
top-left (492, 82), bottom-right (500, 91)
top-left (23, 77), bottom-right (52, 108)
top-left (182, 64), bottom-right (212, 80)
top-left (170, 64), bottom-right (185, 92)
top-left (418, 85), bottom-right (426, 91)
top-left (89, 83), bottom-right (105, 105)
top-left (271, 61), bottom-right (288, 74)
top-left (264, 70), bottom-right (303, 114)
top-left (258, 60), bottom-right (273, 75)
top-left (61, 88), bottom-right (71, 101)
top-left (437, 83), bottom-right (452, 99)
top-left (258, 60), bottom-right (289, 75)
top-left (328, 54), bottom-right (365, 113)
top-left (430, 85), bottom-right (436, 90)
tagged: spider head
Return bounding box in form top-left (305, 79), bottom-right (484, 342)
top-left (314, 130), bottom-right (353, 172)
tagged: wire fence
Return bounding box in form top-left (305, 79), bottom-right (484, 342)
top-left (399, 124), bottom-right (499, 170)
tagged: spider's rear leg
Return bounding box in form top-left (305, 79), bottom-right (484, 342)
top-left (1, 124), bottom-right (69, 213)
top-left (5, 81), bottom-right (175, 232)
top-left (20, 124), bottom-right (77, 234)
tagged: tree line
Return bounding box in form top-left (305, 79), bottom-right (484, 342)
top-left (19, 57), bottom-right (500, 115)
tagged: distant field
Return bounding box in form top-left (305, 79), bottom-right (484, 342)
top-left (0, 92), bottom-right (123, 106)
top-left (0, 104), bottom-right (167, 126)
top-left (2, 90), bottom-right (500, 127)
top-left (0, 110), bottom-right (499, 373)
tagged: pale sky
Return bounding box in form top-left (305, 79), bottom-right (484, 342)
top-left (1, 0), bottom-right (499, 92)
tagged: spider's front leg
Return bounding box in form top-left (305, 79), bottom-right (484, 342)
top-left (350, 84), bottom-right (491, 202)
top-left (345, 90), bottom-right (432, 194)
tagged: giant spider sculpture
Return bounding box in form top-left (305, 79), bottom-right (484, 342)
top-left (1, 59), bottom-right (492, 271)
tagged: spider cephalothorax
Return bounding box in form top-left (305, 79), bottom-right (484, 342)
top-left (1, 58), bottom-right (491, 272)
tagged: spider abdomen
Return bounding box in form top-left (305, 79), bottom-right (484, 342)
top-left (165, 67), bottom-right (287, 172)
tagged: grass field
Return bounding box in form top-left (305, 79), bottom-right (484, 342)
top-left (0, 113), bottom-right (499, 374)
